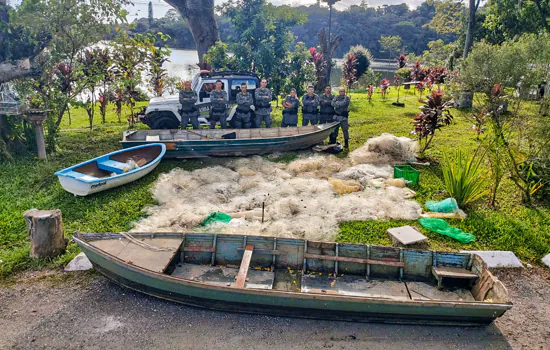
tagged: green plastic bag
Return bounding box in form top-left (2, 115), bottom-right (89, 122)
top-left (419, 218), bottom-right (476, 243)
top-left (425, 198), bottom-right (459, 213)
top-left (199, 212), bottom-right (232, 227)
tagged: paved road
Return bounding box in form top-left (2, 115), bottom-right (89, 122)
top-left (0, 274), bottom-right (512, 350)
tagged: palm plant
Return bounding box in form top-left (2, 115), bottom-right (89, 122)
top-left (441, 148), bottom-right (489, 207)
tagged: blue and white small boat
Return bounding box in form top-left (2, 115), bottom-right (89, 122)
top-left (55, 143), bottom-right (166, 196)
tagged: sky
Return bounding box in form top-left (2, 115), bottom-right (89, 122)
top-left (127, 0), bottom-right (424, 21)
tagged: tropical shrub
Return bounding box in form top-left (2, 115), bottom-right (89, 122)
top-left (412, 89), bottom-right (454, 153)
top-left (441, 148), bottom-right (489, 207)
top-left (346, 45), bottom-right (373, 81)
top-left (343, 54), bottom-right (357, 91)
top-left (379, 78), bottom-right (390, 99)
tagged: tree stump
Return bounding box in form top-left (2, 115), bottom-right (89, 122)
top-left (23, 209), bottom-right (66, 258)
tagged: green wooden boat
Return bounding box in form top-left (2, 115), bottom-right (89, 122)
top-left (120, 122), bottom-right (339, 159)
top-left (73, 232), bottom-right (512, 325)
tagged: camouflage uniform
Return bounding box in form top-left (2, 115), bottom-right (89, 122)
top-left (329, 95), bottom-right (351, 147)
top-left (254, 88), bottom-right (273, 128)
top-left (282, 96), bottom-right (300, 127)
top-left (179, 89), bottom-right (199, 130)
top-left (319, 93), bottom-right (335, 124)
top-left (209, 89), bottom-right (228, 129)
top-left (234, 92), bottom-right (254, 129)
top-left (301, 93), bottom-right (319, 125)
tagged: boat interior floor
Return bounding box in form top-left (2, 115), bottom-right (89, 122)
top-left (88, 235), bottom-right (478, 303)
top-left (168, 263), bottom-right (475, 302)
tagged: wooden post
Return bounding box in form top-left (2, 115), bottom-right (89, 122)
top-left (26, 111), bottom-right (49, 160)
top-left (24, 209), bottom-right (66, 258)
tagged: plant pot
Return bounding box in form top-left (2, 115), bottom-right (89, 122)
top-left (456, 91), bottom-right (473, 109)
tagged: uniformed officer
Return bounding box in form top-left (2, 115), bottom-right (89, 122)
top-left (179, 80), bottom-right (199, 129)
top-left (319, 85), bottom-right (335, 124)
top-left (301, 85), bottom-right (319, 125)
top-left (234, 82), bottom-right (254, 129)
top-left (209, 80), bottom-right (228, 129)
top-left (329, 87), bottom-right (351, 148)
top-left (254, 78), bottom-right (272, 128)
top-left (282, 89), bottom-right (300, 127)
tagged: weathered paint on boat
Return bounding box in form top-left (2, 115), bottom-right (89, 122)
top-left (55, 144), bottom-right (166, 196)
top-left (74, 232), bottom-right (512, 325)
top-left (120, 123), bottom-right (339, 158)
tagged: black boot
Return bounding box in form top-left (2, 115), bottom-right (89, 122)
top-left (329, 137), bottom-right (337, 145)
top-left (344, 139), bottom-right (349, 148)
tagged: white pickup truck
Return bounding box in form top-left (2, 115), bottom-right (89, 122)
top-left (138, 71), bottom-right (262, 129)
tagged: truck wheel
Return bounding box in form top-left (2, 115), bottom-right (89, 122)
top-left (149, 112), bottom-right (180, 129)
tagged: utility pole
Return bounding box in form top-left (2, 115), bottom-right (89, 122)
top-left (323, 0), bottom-right (341, 43)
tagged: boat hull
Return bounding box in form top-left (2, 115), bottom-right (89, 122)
top-left (121, 123), bottom-right (339, 159)
top-left (77, 237), bottom-right (511, 326)
top-left (57, 161), bottom-right (160, 196)
top-left (55, 143), bottom-right (166, 196)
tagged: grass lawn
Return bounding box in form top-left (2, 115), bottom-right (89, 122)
top-left (1, 89), bottom-right (549, 279)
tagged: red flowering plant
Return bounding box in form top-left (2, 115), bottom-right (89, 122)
top-left (380, 78), bottom-right (390, 99)
top-left (309, 47), bottom-right (326, 91)
top-left (471, 109), bottom-right (489, 139)
top-left (412, 89), bottom-right (454, 153)
top-left (397, 54), bottom-right (407, 68)
top-left (367, 84), bottom-right (374, 101)
top-left (343, 54), bottom-right (358, 91)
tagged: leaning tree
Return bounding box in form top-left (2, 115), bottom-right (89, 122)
top-left (164, 0), bottom-right (219, 65)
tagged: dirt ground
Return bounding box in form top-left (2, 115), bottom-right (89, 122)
top-left (0, 267), bottom-right (548, 350)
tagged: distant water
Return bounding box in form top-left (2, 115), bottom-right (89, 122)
top-left (164, 48), bottom-right (397, 82)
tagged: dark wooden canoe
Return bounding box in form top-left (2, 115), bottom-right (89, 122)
top-left (120, 122), bottom-right (339, 158)
top-left (73, 232), bottom-right (512, 325)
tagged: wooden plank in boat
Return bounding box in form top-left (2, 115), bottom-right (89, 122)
top-left (90, 238), bottom-right (129, 257)
top-left (259, 129), bottom-right (279, 138)
top-left (235, 244), bottom-right (254, 288)
top-left (279, 128), bottom-right (297, 136)
top-left (406, 281), bottom-right (475, 302)
top-left (183, 246), bottom-right (216, 252)
top-left (171, 264), bottom-right (274, 289)
top-left (432, 266), bottom-right (478, 279)
top-left (301, 274), bottom-right (410, 300)
top-left (116, 237), bottom-right (183, 273)
top-left (304, 253), bottom-right (405, 267)
top-left (146, 135), bottom-right (160, 142)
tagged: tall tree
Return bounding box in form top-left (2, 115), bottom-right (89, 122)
top-left (463, 0), bottom-right (481, 58)
top-left (379, 35), bottom-right (402, 61)
top-left (148, 1), bottom-right (154, 27)
top-left (315, 27), bottom-right (342, 91)
top-left (220, 0), bottom-right (306, 80)
top-left (0, 0), bottom-right (127, 84)
top-left (164, 0), bottom-right (219, 65)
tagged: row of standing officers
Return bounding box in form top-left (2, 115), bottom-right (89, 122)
top-left (179, 79), bottom-right (351, 147)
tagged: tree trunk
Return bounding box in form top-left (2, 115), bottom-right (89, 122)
top-left (0, 59), bottom-right (34, 84)
top-left (24, 209), bottom-right (66, 258)
top-left (164, 0), bottom-right (219, 65)
top-left (315, 27), bottom-right (343, 92)
top-left (463, 0), bottom-right (479, 59)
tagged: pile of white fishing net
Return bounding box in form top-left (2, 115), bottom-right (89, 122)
top-left (131, 134), bottom-right (421, 241)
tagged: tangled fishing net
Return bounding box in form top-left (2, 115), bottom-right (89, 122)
top-left (131, 134), bottom-right (420, 241)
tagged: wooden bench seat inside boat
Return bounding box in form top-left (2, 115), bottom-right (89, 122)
top-left (171, 264), bottom-right (275, 289)
top-left (432, 266), bottom-right (479, 289)
top-left (98, 159), bottom-right (127, 173)
top-left (90, 236), bottom-right (183, 273)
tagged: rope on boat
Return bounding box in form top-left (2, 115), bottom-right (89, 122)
top-left (120, 232), bottom-right (177, 252)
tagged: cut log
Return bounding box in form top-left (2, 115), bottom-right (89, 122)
top-left (24, 209), bottom-right (66, 258)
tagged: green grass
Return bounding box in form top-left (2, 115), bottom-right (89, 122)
top-left (1, 89), bottom-right (549, 279)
